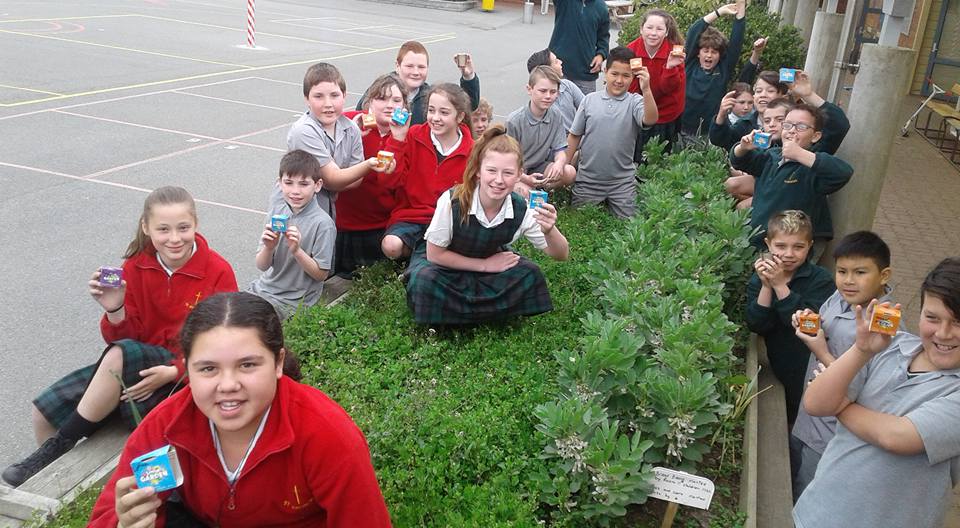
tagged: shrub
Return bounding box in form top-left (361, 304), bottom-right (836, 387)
top-left (533, 140), bottom-right (754, 525)
top-left (619, 1), bottom-right (807, 80)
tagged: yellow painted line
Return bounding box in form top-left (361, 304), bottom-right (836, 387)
top-left (0, 14), bottom-right (139, 24)
top-left (136, 14), bottom-right (378, 51)
top-left (0, 29), bottom-right (254, 69)
top-left (0, 83), bottom-right (63, 96)
top-left (0, 34), bottom-right (456, 108)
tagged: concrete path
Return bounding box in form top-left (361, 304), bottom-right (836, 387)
top-left (0, 0), bottom-right (554, 469)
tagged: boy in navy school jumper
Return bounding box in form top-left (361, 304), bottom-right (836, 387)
top-left (731, 103), bottom-right (854, 261)
top-left (249, 150), bottom-right (335, 320)
top-left (746, 210), bottom-right (835, 426)
top-left (712, 70), bottom-right (851, 154)
top-left (794, 258), bottom-right (960, 528)
top-left (680, 0), bottom-right (746, 137)
top-left (789, 231), bottom-right (893, 500)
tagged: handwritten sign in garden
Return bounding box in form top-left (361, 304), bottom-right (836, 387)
top-left (650, 467), bottom-right (715, 510)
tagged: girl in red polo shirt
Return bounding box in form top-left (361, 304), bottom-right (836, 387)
top-left (336, 74), bottom-right (409, 277)
top-left (2, 187), bottom-right (238, 488)
top-left (626, 8), bottom-right (686, 157)
top-left (379, 83), bottom-right (475, 260)
top-left (88, 292), bottom-right (391, 527)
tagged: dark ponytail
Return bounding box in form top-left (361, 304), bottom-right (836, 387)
top-left (180, 292), bottom-right (302, 381)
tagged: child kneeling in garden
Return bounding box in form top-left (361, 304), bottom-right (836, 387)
top-left (405, 125), bottom-right (569, 325)
top-left (88, 292), bottom-right (391, 527)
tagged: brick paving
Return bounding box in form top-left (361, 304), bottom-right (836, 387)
top-left (871, 95), bottom-right (960, 333)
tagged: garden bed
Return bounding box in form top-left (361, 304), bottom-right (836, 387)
top-left (34, 143), bottom-right (756, 527)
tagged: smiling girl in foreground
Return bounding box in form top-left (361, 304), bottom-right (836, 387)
top-left (88, 292), bottom-right (391, 527)
top-left (2, 187), bottom-right (238, 487)
top-left (405, 126), bottom-right (569, 325)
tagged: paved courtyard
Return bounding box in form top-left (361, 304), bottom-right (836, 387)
top-left (0, 0), bottom-right (553, 468)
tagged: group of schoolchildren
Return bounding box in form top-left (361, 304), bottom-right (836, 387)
top-left (1, 5), bottom-right (958, 525)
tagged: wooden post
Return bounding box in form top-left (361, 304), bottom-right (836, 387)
top-left (660, 501), bottom-right (679, 528)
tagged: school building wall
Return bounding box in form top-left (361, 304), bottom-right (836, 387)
top-left (907, 0), bottom-right (941, 93)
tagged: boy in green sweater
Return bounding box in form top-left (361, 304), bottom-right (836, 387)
top-left (731, 103), bottom-right (854, 262)
top-left (746, 210), bottom-right (835, 425)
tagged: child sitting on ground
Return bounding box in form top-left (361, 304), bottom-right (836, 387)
top-left (87, 292), bottom-right (391, 527)
top-left (681, 0), bottom-right (747, 137)
top-left (731, 103), bottom-right (854, 261)
top-left (2, 187), bottom-right (238, 487)
top-left (566, 46), bottom-right (658, 219)
top-left (405, 126), bottom-right (569, 325)
top-left (789, 231), bottom-right (893, 500)
top-left (337, 74), bottom-right (408, 276)
top-left (249, 150), bottom-right (335, 319)
top-left (794, 257), bottom-right (960, 528)
top-left (380, 83), bottom-right (475, 260)
top-left (507, 66), bottom-right (576, 197)
top-left (470, 97), bottom-right (494, 138)
top-left (526, 49), bottom-right (584, 133)
top-left (745, 210), bottom-right (835, 426)
top-left (286, 63), bottom-right (386, 222)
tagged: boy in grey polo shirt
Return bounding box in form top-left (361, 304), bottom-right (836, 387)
top-left (282, 62), bottom-right (381, 220)
top-left (526, 49), bottom-right (585, 133)
top-left (507, 66), bottom-right (576, 196)
top-left (794, 257), bottom-right (960, 528)
top-left (566, 46), bottom-right (658, 219)
top-left (251, 150), bottom-right (335, 320)
top-left (789, 231), bottom-right (893, 500)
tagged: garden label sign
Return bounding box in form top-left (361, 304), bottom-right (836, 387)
top-left (650, 467), bottom-right (715, 527)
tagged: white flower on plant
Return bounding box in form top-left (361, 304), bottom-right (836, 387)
top-left (575, 383), bottom-right (601, 402)
top-left (591, 470), bottom-right (613, 503)
top-left (681, 305), bottom-right (693, 322)
top-left (666, 413), bottom-right (697, 460)
top-left (555, 434), bottom-right (589, 474)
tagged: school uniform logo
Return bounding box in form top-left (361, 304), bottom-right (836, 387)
top-left (184, 291), bottom-right (203, 310)
top-left (282, 484), bottom-right (315, 511)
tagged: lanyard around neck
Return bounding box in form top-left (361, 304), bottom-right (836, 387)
top-left (209, 407), bottom-right (271, 485)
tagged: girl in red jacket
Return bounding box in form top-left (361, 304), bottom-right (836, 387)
top-left (379, 83), bottom-right (475, 260)
top-left (89, 292), bottom-right (391, 528)
top-left (336, 74), bottom-right (409, 277)
top-left (2, 187), bottom-right (238, 487)
top-left (626, 8), bottom-right (686, 157)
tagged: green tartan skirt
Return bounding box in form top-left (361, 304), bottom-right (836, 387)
top-left (334, 228), bottom-right (387, 278)
top-left (33, 339), bottom-right (180, 429)
top-left (405, 248), bottom-right (553, 325)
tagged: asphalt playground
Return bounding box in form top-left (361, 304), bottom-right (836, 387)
top-left (0, 0), bottom-right (573, 468)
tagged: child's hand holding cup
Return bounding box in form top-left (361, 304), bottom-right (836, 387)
top-left (90, 268), bottom-right (125, 314)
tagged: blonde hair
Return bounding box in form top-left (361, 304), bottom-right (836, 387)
top-left (767, 210), bottom-right (813, 241)
top-left (124, 186), bottom-right (197, 259)
top-left (473, 97), bottom-right (493, 119)
top-left (451, 125), bottom-right (523, 225)
top-left (528, 65), bottom-right (561, 88)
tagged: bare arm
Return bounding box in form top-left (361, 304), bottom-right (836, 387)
top-left (426, 242), bottom-right (518, 273)
top-left (319, 159), bottom-right (376, 191)
top-left (293, 248), bottom-right (328, 281)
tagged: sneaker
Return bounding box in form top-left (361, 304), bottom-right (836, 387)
top-left (2, 433), bottom-right (76, 487)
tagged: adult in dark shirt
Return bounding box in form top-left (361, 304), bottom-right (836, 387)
top-left (548, 0), bottom-right (610, 94)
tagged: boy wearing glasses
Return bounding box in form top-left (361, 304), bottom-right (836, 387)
top-left (731, 103), bottom-right (854, 262)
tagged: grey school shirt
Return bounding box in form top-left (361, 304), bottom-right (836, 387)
top-left (284, 112), bottom-right (364, 219)
top-left (793, 333), bottom-right (960, 528)
top-left (792, 287), bottom-right (893, 454)
top-left (555, 78), bottom-right (585, 132)
top-left (569, 88), bottom-right (646, 185)
top-left (505, 103), bottom-right (568, 174)
top-left (248, 196), bottom-right (336, 318)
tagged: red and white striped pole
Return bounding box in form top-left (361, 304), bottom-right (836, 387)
top-left (245, 0), bottom-right (257, 48)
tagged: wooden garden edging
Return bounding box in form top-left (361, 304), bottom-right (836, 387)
top-left (0, 277), bottom-right (353, 527)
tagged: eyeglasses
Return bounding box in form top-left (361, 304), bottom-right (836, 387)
top-left (782, 121), bottom-right (813, 131)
